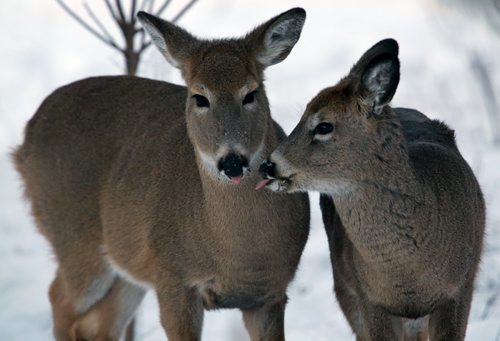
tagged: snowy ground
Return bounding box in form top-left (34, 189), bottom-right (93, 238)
top-left (1, 0), bottom-right (500, 340)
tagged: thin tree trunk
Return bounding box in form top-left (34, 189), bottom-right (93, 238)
top-left (125, 51), bottom-right (140, 76)
top-left (55, 0), bottom-right (198, 76)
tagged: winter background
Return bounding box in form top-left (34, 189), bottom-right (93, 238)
top-left (1, 0), bottom-right (500, 340)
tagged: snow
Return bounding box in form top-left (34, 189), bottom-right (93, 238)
top-left (1, 0), bottom-right (499, 340)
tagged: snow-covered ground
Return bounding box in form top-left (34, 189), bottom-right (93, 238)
top-left (1, 0), bottom-right (499, 340)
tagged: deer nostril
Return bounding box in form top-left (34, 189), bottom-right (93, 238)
top-left (259, 160), bottom-right (276, 179)
top-left (218, 153), bottom-right (248, 178)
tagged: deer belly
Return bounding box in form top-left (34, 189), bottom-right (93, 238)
top-left (367, 282), bottom-right (444, 318)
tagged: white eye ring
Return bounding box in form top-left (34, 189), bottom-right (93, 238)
top-left (313, 133), bottom-right (333, 142)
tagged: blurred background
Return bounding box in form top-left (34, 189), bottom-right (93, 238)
top-left (1, 0), bottom-right (499, 339)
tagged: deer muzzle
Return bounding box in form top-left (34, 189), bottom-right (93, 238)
top-left (256, 159), bottom-right (294, 191)
top-left (255, 160), bottom-right (276, 190)
top-left (218, 153), bottom-right (249, 184)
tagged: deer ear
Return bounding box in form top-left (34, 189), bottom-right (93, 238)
top-left (137, 11), bottom-right (197, 69)
top-left (350, 39), bottom-right (400, 116)
top-left (246, 8), bottom-right (306, 68)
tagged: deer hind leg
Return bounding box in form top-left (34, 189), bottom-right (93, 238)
top-left (49, 242), bottom-right (147, 341)
top-left (124, 318), bottom-right (136, 341)
top-left (360, 303), bottom-right (402, 341)
top-left (403, 329), bottom-right (429, 341)
top-left (242, 297), bottom-right (287, 341)
top-left (71, 278), bottom-right (146, 341)
top-left (428, 281), bottom-right (474, 341)
top-left (49, 271), bottom-right (79, 341)
top-left (402, 316), bottom-right (429, 341)
top-left (48, 251), bottom-right (116, 341)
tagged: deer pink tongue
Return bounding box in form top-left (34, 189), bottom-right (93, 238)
top-left (230, 176), bottom-right (243, 185)
top-left (255, 179), bottom-right (270, 190)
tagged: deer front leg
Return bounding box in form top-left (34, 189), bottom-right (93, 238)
top-left (333, 275), bottom-right (366, 338)
top-left (335, 284), bottom-right (401, 341)
top-left (157, 283), bottom-right (204, 341)
top-left (242, 297), bottom-right (286, 341)
top-left (428, 281), bottom-right (474, 341)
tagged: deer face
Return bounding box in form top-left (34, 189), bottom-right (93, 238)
top-left (182, 46), bottom-right (268, 184)
top-left (259, 39), bottom-right (401, 194)
top-left (138, 8), bottom-right (305, 184)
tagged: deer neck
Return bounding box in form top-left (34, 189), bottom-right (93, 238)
top-left (330, 136), bottom-right (431, 268)
top-left (194, 119), bottom-right (280, 228)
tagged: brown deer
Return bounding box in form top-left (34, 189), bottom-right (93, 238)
top-left (12, 8), bottom-right (310, 341)
top-left (258, 39), bottom-right (485, 340)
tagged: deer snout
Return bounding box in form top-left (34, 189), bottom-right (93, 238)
top-left (255, 160), bottom-right (275, 190)
top-left (259, 160), bottom-right (276, 180)
top-left (218, 153), bottom-right (249, 184)
top-left (255, 155), bottom-right (294, 191)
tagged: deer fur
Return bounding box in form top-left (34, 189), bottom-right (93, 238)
top-left (259, 39), bottom-right (485, 340)
top-left (12, 8), bottom-right (310, 341)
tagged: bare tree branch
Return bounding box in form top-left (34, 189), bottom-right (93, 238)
top-left (138, 27), bottom-right (147, 48)
top-left (138, 0), bottom-right (150, 11)
top-left (104, 0), bottom-right (120, 22)
top-left (137, 0), bottom-right (198, 53)
top-left (83, 1), bottom-right (118, 46)
top-left (156, 0), bottom-right (173, 16)
top-left (148, 0), bottom-right (156, 12)
top-left (55, 0), bottom-right (121, 51)
top-left (115, 0), bottom-right (127, 24)
top-left (481, 287), bottom-right (500, 319)
top-left (139, 40), bottom-right (152, 53)
top-left (56, 0), bottom-right (199, 75)
top-left (130, 0), bottom-right (137, 23)
top-left (171, 0), bottom-right (198, 23)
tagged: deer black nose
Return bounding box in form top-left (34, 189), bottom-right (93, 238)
top-left (259, 160), bottom-right (276, 179)
top-left (218, 153), bottom-right (248, 178)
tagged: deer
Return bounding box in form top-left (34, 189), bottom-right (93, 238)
top-left (258, 39), bottom-right (485, 340)
top-left (12, 8), bottom-right (310, 341)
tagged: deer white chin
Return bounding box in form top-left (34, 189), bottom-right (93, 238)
top-left (196, 149), bottom-right (226, 182)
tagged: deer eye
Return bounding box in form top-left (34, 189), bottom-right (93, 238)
top-left (242, 91), bottom-right (257, 105)
top-left (314, 122), bottom-right (334, 135)
top-left (193, 94), bottom-right (210, 108)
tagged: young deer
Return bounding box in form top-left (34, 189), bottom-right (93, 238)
top-left (259, 39), bottom-right (485, 340)
top-left (13, 8), bottom-right (310, 341)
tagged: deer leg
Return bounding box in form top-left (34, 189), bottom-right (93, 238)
top-left (48, 253), bottom-right (115, 341)
top-left (428, 281), bottom-right (474, 341)
top-left (403, 328), bottom-right (429, 341)
top-left (402, 316), bottom-right (429, 341)
top-left (48, 242), bottom-right (145, 341)
top-left (361, 303), bottom-right (401, 341)
top-left (333, 276), bottom-right (366, 338)
top-left (71, 278), bottom-right (145, 341)
top-left (157, 283), bottom-right (204, 341)
top-left (241, 297), bottom-right (286, 341)
top-left (49, 271), bottom-right (78, 341)
top-left (124, 318), bottom-right (136, 341)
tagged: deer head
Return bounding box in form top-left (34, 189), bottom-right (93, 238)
top-left (138, 8), bottom-right (306, 184)
top-left (258, 39), bottom-right (402, 193)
